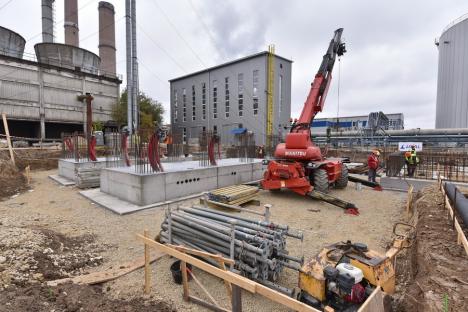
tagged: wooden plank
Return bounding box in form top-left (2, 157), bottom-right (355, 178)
top-left (168, 244), bottom-right (235, 265)
top-left (454, 217), bottom-right (468, 255)
top-left (255, 283), bottom-right (320, 312)
top-left (181, 261), bottom-right (189, 301)
top-left (136, 234), bottom-right (257, 293)
top-left (144, 229), bottom-right (151, 294)
top-left (2, 113), bottom-right (15, 165)
top-left (406, 185), bottom-right (414, 220)
top-left (189, 295), bottom-right (230, 312)
top-left (46, 253), bottom-right (164, 286)
top-left (357, 287), bottom-right (384, 312)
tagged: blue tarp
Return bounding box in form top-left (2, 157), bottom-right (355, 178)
top-left (231, 127), bottom-right (247, 134)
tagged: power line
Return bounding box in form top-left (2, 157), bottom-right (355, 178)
top-left (136, 22), bottom-right (188, 74)
top-left (150, 0), bottom-right (206, 67)
top-left (0, 0), bottom-right (14, 12)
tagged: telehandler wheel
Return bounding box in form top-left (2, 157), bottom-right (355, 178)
top-left (313, 168), bottom-right (329, 193)
top-left (335, 163), bottom-right (349, 189)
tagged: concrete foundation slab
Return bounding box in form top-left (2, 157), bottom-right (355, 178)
top-left (48, 174), bottom-right (75, 186)
top-left (79, 188), bottom-right (203, 215)
top-left (100, 158), bottom-right (265, 206)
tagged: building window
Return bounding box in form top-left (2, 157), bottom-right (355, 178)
top-left (213, 125), bottom-right (217, 135)
top-left (192, 85), bottom-right (196, 121)
top-left (183, 127), bottom-right (187, 144)
top-left (202, 82), bottom-right (206, 120)
top-left (213, 80), bottom-right (218, 119)
top-left (278, 74), bottom-right (283, 114)
top-left (225, 77), bottom-right (230, 118)
top-left (238, 73), bottom-right (244, 117)
top-left (173, 90), bottom-right (178, 123)
top-left (182, 88), bottom-right (187, 122)
top-left (253, 70), bottom-right (259, 115)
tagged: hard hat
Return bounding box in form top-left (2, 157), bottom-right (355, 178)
top-left (405, 151), bottom-right (411, 157)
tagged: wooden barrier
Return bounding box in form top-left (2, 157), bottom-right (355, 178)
top-left (136, 233), bottom-right (321, 312)
top-left (405, 185), bottom-right (414, 220)
top-left (438, 176), bottom-right (468, 257)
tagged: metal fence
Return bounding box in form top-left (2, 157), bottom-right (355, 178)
top-left (386, 150), bottom-right (468, 182)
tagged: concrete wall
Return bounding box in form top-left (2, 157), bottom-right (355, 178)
top-left (101, 161), bottom-right (265, 206)
top-left (0, 56), bottom-right (120, 139)
top-left (436, 15), bottom-right (468, 128)
top-left (170, 53), bottom-right (292, 146)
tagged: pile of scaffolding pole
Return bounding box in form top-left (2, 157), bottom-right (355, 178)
top-left (159, 206), bottom-right (304, 296)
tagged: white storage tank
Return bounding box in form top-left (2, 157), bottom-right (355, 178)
top-left (436, 13), bottom-right (468, 128)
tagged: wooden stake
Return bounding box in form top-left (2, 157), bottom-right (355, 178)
top-left (217, 258), bottom-right (232, 297)
top-left (144, 229), bottom-right (151, 294)
top-left (231, 284), bottom-right (242, 312)
top-left (2, 113), bottom-right (15, 165)
top-left (181, 261), bottom-right (189, 301)
top-left (25, 165), bottom-right (31, 185)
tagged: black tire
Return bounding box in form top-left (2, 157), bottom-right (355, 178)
top-left (313, 168), bottom-right (329, 193)
top-left (335, 163), bottom-right (348, 189)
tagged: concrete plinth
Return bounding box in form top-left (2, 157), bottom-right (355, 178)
top-left (100, 159), bottom-right (264, 206)
top-left (54, 158), bottom-right (121, 186)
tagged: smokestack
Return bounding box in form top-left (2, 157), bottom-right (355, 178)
top-left (98, 1), bottom-right (116, 75)
top-left (41, 0), bottom-right (54, 43)
top-left (64, 0), bottom-right (79, 46)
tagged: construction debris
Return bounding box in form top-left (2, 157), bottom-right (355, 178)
top-left (159, 206), bottom-right (304, 296)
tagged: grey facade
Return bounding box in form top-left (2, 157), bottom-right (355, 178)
top-left (0, 54), bottom-right (121, 139)
top-left (169, 52), bottom-right (292, 146)
top-left (436, 14), bottom-right (468, 128)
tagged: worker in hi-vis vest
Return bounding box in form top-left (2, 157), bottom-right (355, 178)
top-left (405, 145), bottom-right (419, 177)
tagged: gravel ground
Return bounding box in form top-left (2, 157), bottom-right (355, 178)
top-left (0, 169), bottom-right (406, 311)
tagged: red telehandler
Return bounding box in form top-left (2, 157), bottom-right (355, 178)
top-left (262, 28), bottom-right (349, 197)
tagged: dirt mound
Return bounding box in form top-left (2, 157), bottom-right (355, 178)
top-left (0, 283), bottom-right (176, 312)
top-left (394, 185), bottom-right (468, 311)
top-left (0, 224), bottom-right (105, 288)
top-left (0, 149), bottom-right (61, 170)
top-left (0, 160), bottom-right (28, 199)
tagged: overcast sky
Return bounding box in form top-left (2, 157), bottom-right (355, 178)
top-left (2, 0), bottom-right (468, 129)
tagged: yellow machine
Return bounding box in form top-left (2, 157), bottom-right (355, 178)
top-left (298, 223), bottom-right (414, 311)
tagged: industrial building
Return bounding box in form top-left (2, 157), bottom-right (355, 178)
top-left (435, 13), bottom-right (468, 128)
top-left (169, 52), bottom-right (292, 145)
top-left (0, 0), bottom-right (121, 140)
top-left (311, 112), bottom-right (404, 134)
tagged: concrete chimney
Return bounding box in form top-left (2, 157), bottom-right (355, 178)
top-left (41, 0), bottom-right (54, 43)
top-left (98, 1), bottom-right (116, 75)
top-left (64, 0), bottom-right (79, 46)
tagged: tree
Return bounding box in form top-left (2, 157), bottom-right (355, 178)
top-left (112, 89), bottom-right (165, 129)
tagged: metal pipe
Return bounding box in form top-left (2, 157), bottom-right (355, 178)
top-left (131, 0), bottom-right (139, 131)
top-left (125, 0), bottom-right (133, 133)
